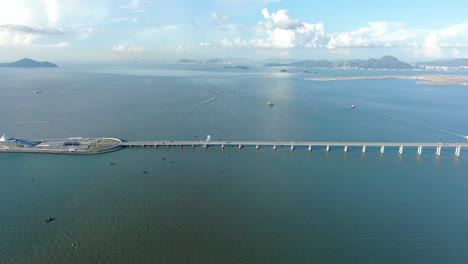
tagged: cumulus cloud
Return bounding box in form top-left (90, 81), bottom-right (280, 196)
top-left (42, 0), bottom-right (60, 26)
top-left (0, 24), bottom-right (64, 46)
top-left (223, 8), bottom-right (327, 49)
top-left (112, 44), bottom-right (144, 53)
top-left (175, 45), bottom-right (190, 54)
top-left (0, 29), bottom-right (38, 45)
top-left (200, 42), bottom-right (213, 47)
top-left (111, 17), bottom-right (139, 23)
top-left (0, 24), bottom-right (65, 35)
top-left (76, 28), bottom-right (97, 40)
top-left (422, 23), bottom-right (468, 58)
top-left (212, 12), bottom-right (228, 23)
top-left (56, 41), bottom-right (70, 47)
top-left (120, 0), bottom-right (154, 12)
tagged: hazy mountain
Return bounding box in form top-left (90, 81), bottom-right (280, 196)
top-left (176, 59), bottom-right (198, 64)
top-left (417, 58), bottom-right (468, 67)
top-left (263, 56), bottom-right (413, 69)
top-left (290, 60), bottom-right (335, 68)
top-left (205, 58), bottom-right (224, 64)
top-left (0, 58), bottom-right (58, 68)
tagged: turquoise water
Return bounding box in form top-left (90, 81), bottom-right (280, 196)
top-left (1, 65), bottom-right (468, 263)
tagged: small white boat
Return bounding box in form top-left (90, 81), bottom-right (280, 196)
top-left (267, 101), bottom-right (273, 106)
top-left (351, 104), bottom-right (355, 109)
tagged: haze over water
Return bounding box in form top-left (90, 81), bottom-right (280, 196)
top-left (1, 65), bottom-right (468, 263)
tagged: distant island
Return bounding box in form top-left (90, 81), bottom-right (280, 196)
top-left (176, 58), bottom-right (226, 64)
top-left (0, 58), bottom-right (58, 68)
top-left (264, 56), bottom-right (412, 70)
top-left (224, 65), bottom-right (248, 70)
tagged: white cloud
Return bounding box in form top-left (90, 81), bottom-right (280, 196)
top-left (0, 1), bottom-right (32, 25)
top-left (175, 45), bottom-right (190, 54)
top-left (200, 42), bottom-right (213, 47)
top-left (42, 0), bottom-right (60, 26)
top-left (422, 23), bottom-right (468, 58)
top-left (212, 12), bottom-right (228, 23)
top-left (76, 28), bottom-right (97, 40)
top-left (112, 44), bottom-right (144, 53)
top-left (224, 8), bottom-right (327, 49)
top-left (56, 41), bottom-right (70, 47)
top-left (0, 24), bottom-right (64, 46)
top-left (0, 28), bottom-right (38, 45)
top-left (120, 0), bottom-right (153, 12)
top-left (111, 17), bottom-right (139, 23)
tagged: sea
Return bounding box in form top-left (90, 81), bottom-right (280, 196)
top-left (1, 64), bottom-right (468, 263)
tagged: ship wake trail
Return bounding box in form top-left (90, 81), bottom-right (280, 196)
top-left (0, 120), bottom-right (51, 125)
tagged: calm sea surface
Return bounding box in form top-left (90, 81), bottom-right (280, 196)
top-left (1, 64), bottom-right (468, 263)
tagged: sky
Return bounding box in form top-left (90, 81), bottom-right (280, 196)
top-left (1, 0), bottom-right (468, 62)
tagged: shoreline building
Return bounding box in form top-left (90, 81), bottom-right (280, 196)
top-left (0, 133), bottom-right (39, 148)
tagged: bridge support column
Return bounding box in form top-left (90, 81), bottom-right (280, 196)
top-left (417, 146), bottom-right (422, 155)
top-left (256, 144), bottom-right (259, 150)
top-left (273, 145), bottom-right (277, 150)
top-left (344, 146), bottom-right (348, 152)
top-left (362, 145), bottom-right (366, 153)
top-left (399, 146), bottom-right (404, 155)
top-left (238, 144), bottom-right (242, 149)
top-left (436, 146), bottom-right (442, 156)
top-left (308, 145), bottom-right (312, 151)
top-left (326, 145), bottom-right (330, 152)
top-left (455, 146), bottom-right (461, 157)
top-left (380, 146), bottom-right (385, 154)
top-left (290, 145), bottom-right (294, 151)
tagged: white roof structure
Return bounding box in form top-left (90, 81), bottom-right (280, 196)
top-left (0, 133), bottom-right (6, 142)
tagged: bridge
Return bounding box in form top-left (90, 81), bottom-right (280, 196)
top-left (120, 141), bottom-right (468, 156)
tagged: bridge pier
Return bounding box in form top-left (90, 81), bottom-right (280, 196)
top-left (436, 146), bottom-right (442, 156)
top-left (326, 145), bottom-right (330, 152)
top-left (399, 146), bottom-right (404, 155)
top-left (417, 146), bottom-right (422, 155)
top-left (362, 145), bottom-right (366, 153)
top-left (203, 144), bottom-right (207, 148)
top-left (380, 146), bottom-right (385, 154)
top-left (344, 146), bottom-right (348, 152)
top-left (455, 146), bottom-right (461, 157)
top-left (308, 145), bottom-right (312, 151)
top-left (192, 144), bottom-right (195, 148)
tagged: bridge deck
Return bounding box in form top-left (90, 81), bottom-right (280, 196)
top-left (120, 141), bottom-right (468, 148)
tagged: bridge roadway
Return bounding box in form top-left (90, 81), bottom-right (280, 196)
top-left (120, 141), bottom-right (468, 156)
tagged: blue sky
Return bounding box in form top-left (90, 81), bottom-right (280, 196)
top-left (0, 0), bottom-right (467, 62)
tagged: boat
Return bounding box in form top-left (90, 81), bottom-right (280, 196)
top-left (268, 101), bottom-right (273, 106)
top-left (45, 217), bottom-right (56, 223)
top-left (351, 104), bottom-right (355, 109)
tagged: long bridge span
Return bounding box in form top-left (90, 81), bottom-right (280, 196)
top-left (120, 141), bottom-right (468, 156)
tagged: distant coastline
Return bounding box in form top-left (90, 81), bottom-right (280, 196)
top-left (306, 74), bottom-right (468, 86)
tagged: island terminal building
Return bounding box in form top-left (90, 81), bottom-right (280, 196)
top-left (0, 133), bottom-right (80, 149)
